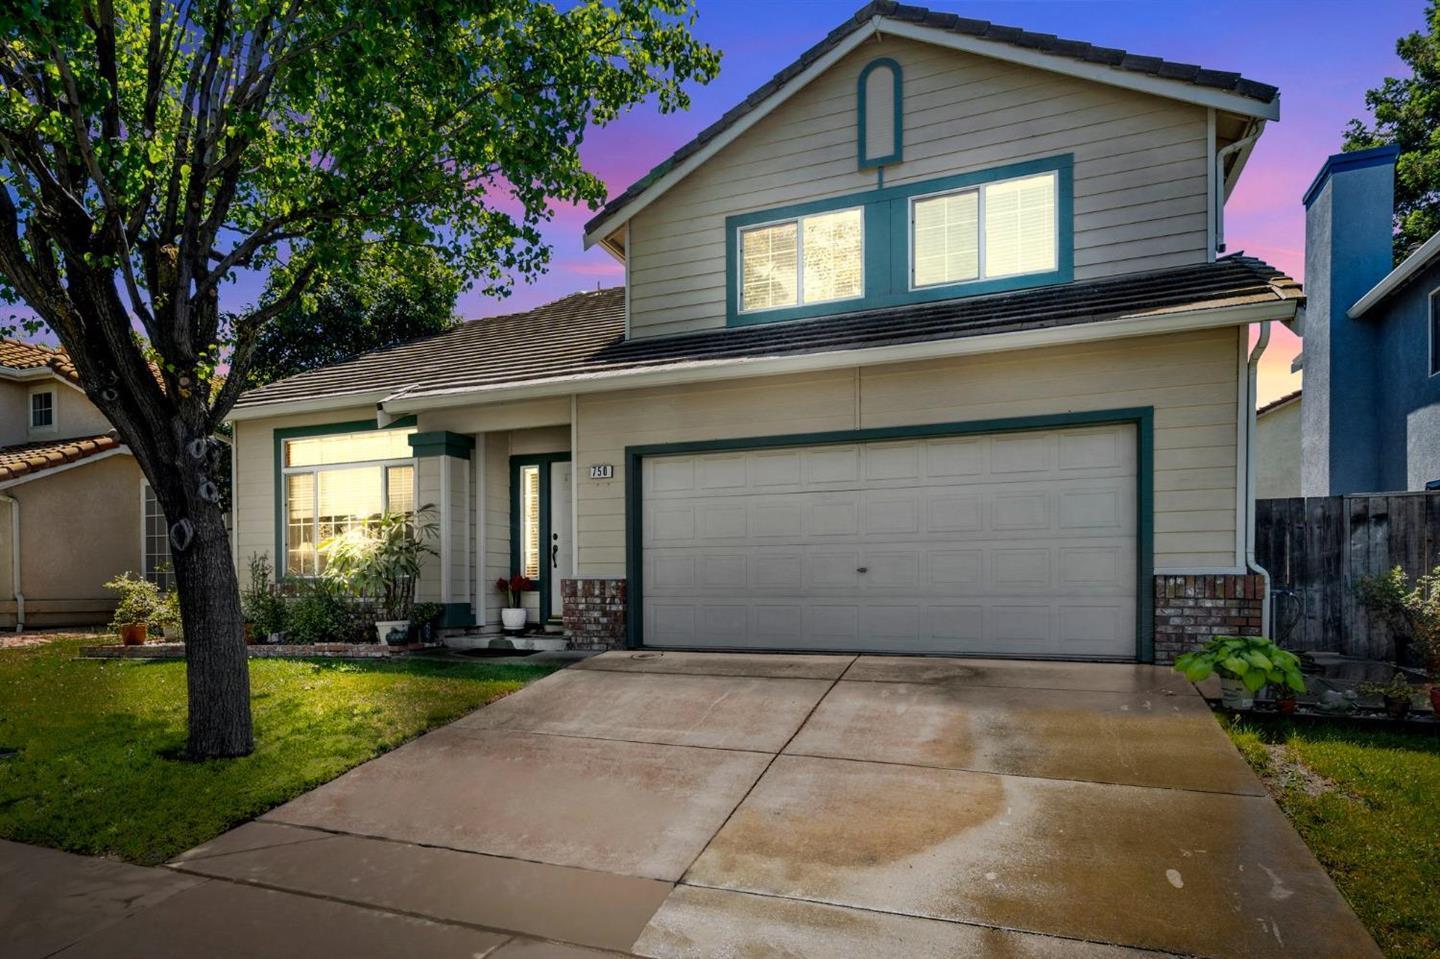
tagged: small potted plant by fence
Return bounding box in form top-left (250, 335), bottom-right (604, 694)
top-left (1356, 564), bottom-right (1440, 714)
top-left (1360, 671), bottom-right (1416, 720)
top-left (320, 507), bottom-right (438, 645)
top-left (1173, 635), bottom-right (1307, 710)
top-left (410, 602), bottom-right (445, 644)
top-left (496, 574), bottom-right (535, 632)
top-left (104, 572), bottom-right (160, 646)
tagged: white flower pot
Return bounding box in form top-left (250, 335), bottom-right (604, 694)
top-left (500, 608), bottom-right (527, 631)
top-left (375, 620), bottom-right (410, 645)
top-left (1219, 675), bottom-right (1254, 710)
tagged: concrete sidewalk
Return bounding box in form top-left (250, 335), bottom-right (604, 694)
top-left (6, 651), bottom-right (1382, 958)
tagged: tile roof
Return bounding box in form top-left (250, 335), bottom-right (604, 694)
top-left (584, 0), bottom-right (1280, 237)
top-left (236, 255), bottom-right (1301, 412)
top-left (0, 339), bottom-right (78, 382)
top-left (1257, 388), bottom-right (1302, 417)
top-left (0, 433), bottom-right (125, 482)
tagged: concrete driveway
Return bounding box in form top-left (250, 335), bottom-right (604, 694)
top-left (129, 651), bottom-right (1379, 957)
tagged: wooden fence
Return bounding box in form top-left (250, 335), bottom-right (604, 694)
top-left (1256, 492), bottom-right (1440, 660)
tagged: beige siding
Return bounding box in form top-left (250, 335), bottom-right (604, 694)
top-left (0, 453), bottom-right (144, 628)
top-left (627, 35), bottom-right (1211, 338)
top-left (574, 328), bottom-right (1241, 573)
top-left (1256, 398), bottom-right (1302, 499)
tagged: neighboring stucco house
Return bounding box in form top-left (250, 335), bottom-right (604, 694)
top-left (0, 340), bottom-right (172, 629)
top-left (229, 2), bottom-right (1302, 663)
top-left (1297, 145), bottom-right (1440, 495)
top-left (1255, 389), bottom-right (1301, 499)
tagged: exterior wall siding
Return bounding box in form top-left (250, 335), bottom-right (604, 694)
top-left (574, 327), bottom-right (1242, 575)
top-left (1256, 399), bottom-right (1302, 499)
top-left (627, 35), bottom-right (1212, 339)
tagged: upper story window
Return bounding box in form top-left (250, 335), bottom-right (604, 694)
top-left (912, 172), bottom-right (1058, 289)
top-left (280, 427), bottom-right (415, 576)
top-left (1430, 288), bottom-right (1439, 377)
top-left (739, 208), bottom-right (863, 313)
top-left (29, 389), bottom-right (55, 431)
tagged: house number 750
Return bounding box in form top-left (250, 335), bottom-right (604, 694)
top-left (588, 464), bottom-right (614, 479)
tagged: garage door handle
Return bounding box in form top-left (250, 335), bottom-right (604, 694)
top-left (856, 567), bottom-right (868, 574)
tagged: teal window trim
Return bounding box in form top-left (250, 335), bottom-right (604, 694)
top-left (270, 415), bottom-right (417, 581)
top-left (409, 431), bottom-right (475, 460)
top-left (857, 57), bottom-right (903, 169)
top-left (625, 406), bottom-right (1155, 662)
top-left (726, 154), bottom-right (1074, 328)
top-left (509, 452), bottom-right (571, 624)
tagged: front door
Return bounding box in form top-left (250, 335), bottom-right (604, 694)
top-left (512, 453), bottom-right (571, 625)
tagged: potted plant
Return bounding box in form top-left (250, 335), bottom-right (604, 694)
top-left (1360, 672), bottom-right (1415, 720)
top-left (495, 574), bottom-right (534, 631)
top-left (411, 602), bottom-right (444, 643)
top-left (320, 507), bottom-right (438, 644)
top-left (1357, 564), bottom-right (1440, 713)
top-left (104, 572), bottom-right (160, 646)
top-left (151, 589), bottom-right (183, 641)
top-left (1173, 635), bottom-right (1307, 710)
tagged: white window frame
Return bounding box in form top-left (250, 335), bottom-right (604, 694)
top-left (907, 170), bottom-right (1060, 291)
top-left (27, 386), bottom-right (56, 433)
top-left (1429, 286), bottom-right (1439, 378)
top-left (279, 433), bottom-right (418, 577)
top-left (736, 206), bottom-right (866, 315)
top-left (139, 480), bottom-right (175, 591)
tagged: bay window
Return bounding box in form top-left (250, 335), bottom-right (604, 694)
top-left (740, 207), bottom-right (863, 313)
top-left (281, 428), bottom-right (415, 575)
top-left (911, 171), bottom-right (1057, 288)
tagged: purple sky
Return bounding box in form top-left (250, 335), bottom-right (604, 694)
top-left (20, 1), bottom-right (1423, 405)
top-left (454, 0), bottom-right (1420, 406)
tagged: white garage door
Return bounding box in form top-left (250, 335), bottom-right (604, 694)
top-left (640, 424), bottom-right (1138, 659)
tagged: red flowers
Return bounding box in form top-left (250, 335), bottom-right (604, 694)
top-left (495, 574), bottom-right (536, 606)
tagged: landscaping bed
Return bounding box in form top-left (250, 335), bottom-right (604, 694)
top-left (81, 641), bottom-right (445, 660)
top-left (1226, 717), bottom-right (1440, 959)
top-left (0, 635), bottom-right (560, 865)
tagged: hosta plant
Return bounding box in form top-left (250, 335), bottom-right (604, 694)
top-left (1174, 635), bottom-right (1307, 695)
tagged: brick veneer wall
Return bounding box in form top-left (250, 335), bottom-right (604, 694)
top-left (1152, 574), bottom-right (1266, 663)
top-left (561, 578), bottom-right (627, 650)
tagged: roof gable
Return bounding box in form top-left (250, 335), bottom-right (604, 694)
top-left (584, 0), bottom-right (1279, 246)
top-left (0, 339), bottom-right (79, 383)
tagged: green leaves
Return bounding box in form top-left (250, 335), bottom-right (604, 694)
top-left (1172, 635), bottom-right (1309, 697)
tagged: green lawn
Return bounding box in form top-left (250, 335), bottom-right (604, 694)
top-left (1227, 718), bottom-right (1440, 959)
top-left (0, 636), bottom-right (558, 865)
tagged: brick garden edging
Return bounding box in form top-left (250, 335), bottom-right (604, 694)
top-left (561, 578), bottom-right (626, 650)
top-left (1153, 574), bottom-right (1265, 663)
top-left (81, 642), bottom-right (442, 660)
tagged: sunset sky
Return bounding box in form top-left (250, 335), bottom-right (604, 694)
top-left (454, 0), bottom-right (1421, 407)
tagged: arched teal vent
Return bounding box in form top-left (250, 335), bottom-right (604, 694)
top-left (857, 57), bottom-right (902, 169)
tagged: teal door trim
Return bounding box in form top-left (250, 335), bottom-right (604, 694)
top-left (271, 415), bottom-right (417, 581)
top-left (625, 407), bottom-right (1156, 661)
top-left (509, 452), bottom-right (572, 624)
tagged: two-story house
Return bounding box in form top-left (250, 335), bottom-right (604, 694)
top-left (1, 339), bottom-right (172, 629)
top-left (1272, 145), bottom-right (1440, 496)
top-left (229, 2), bottom-right (1301, 662)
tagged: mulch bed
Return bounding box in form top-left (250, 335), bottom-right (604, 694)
top-left (81, 642), bottom-right (443, 660)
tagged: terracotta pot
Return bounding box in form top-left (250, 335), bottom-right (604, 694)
top-left (1430, 685), bottom-right (1440, 715)
top-left (118, 623), bottom-right (147, 646)
top-left (244, 623), bottom-right (258, 645)
top-left (1276, 695), bottom-right (1298, 717)
top-left (1383, 695), bottom-right (1411, 721)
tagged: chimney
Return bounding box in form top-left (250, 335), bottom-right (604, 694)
top-left (1299, 144), bottom-right (1398, 496)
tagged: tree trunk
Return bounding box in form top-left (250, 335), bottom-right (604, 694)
top-left (169, 492), bottom-right (254, 758)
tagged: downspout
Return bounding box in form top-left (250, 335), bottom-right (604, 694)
top-left (1245, 322), bottom-right (1273, 638)
top-left (1, 493), bottom-right (22, 632)
top-left (1215, 124), bottom-right (1265, 254)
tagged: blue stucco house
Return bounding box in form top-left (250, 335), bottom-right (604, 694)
top-left (1297, 144), bottom-right (1440, 495)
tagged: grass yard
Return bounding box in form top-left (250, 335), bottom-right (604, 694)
top-left (0, 636), bottom-right (558, 865)
top-left (1227, 718), bottom-right (1440, 959)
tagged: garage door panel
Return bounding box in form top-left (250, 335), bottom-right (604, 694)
top-left (641, 424), bottom-right (1138, 658)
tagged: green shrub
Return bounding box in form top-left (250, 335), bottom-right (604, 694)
top-left (1356, 565), bottom-right (1440, 675)
top-left (1174, 635), bottom-right (1307, 694)
top-left (103, 573), bottom-right (159, 631)
top-left (241, 552), bottom-right (288, 637)
top-left (151, 590), bottom-right (183, 639)
top-left (283, 578), bottom-right (362, 645)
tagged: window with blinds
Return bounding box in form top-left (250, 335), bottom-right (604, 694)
top-left (911, 172), bottom-right (1057, 288)
top-left (740, 208), bottom-right (862, 313)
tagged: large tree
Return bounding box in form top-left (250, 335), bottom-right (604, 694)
top-left (1343, 0), bottom-right (1440, 261)
top-left (0, 0), bottom-right (718, 757)
top-left (246, 249), bottom-right (460, 388)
